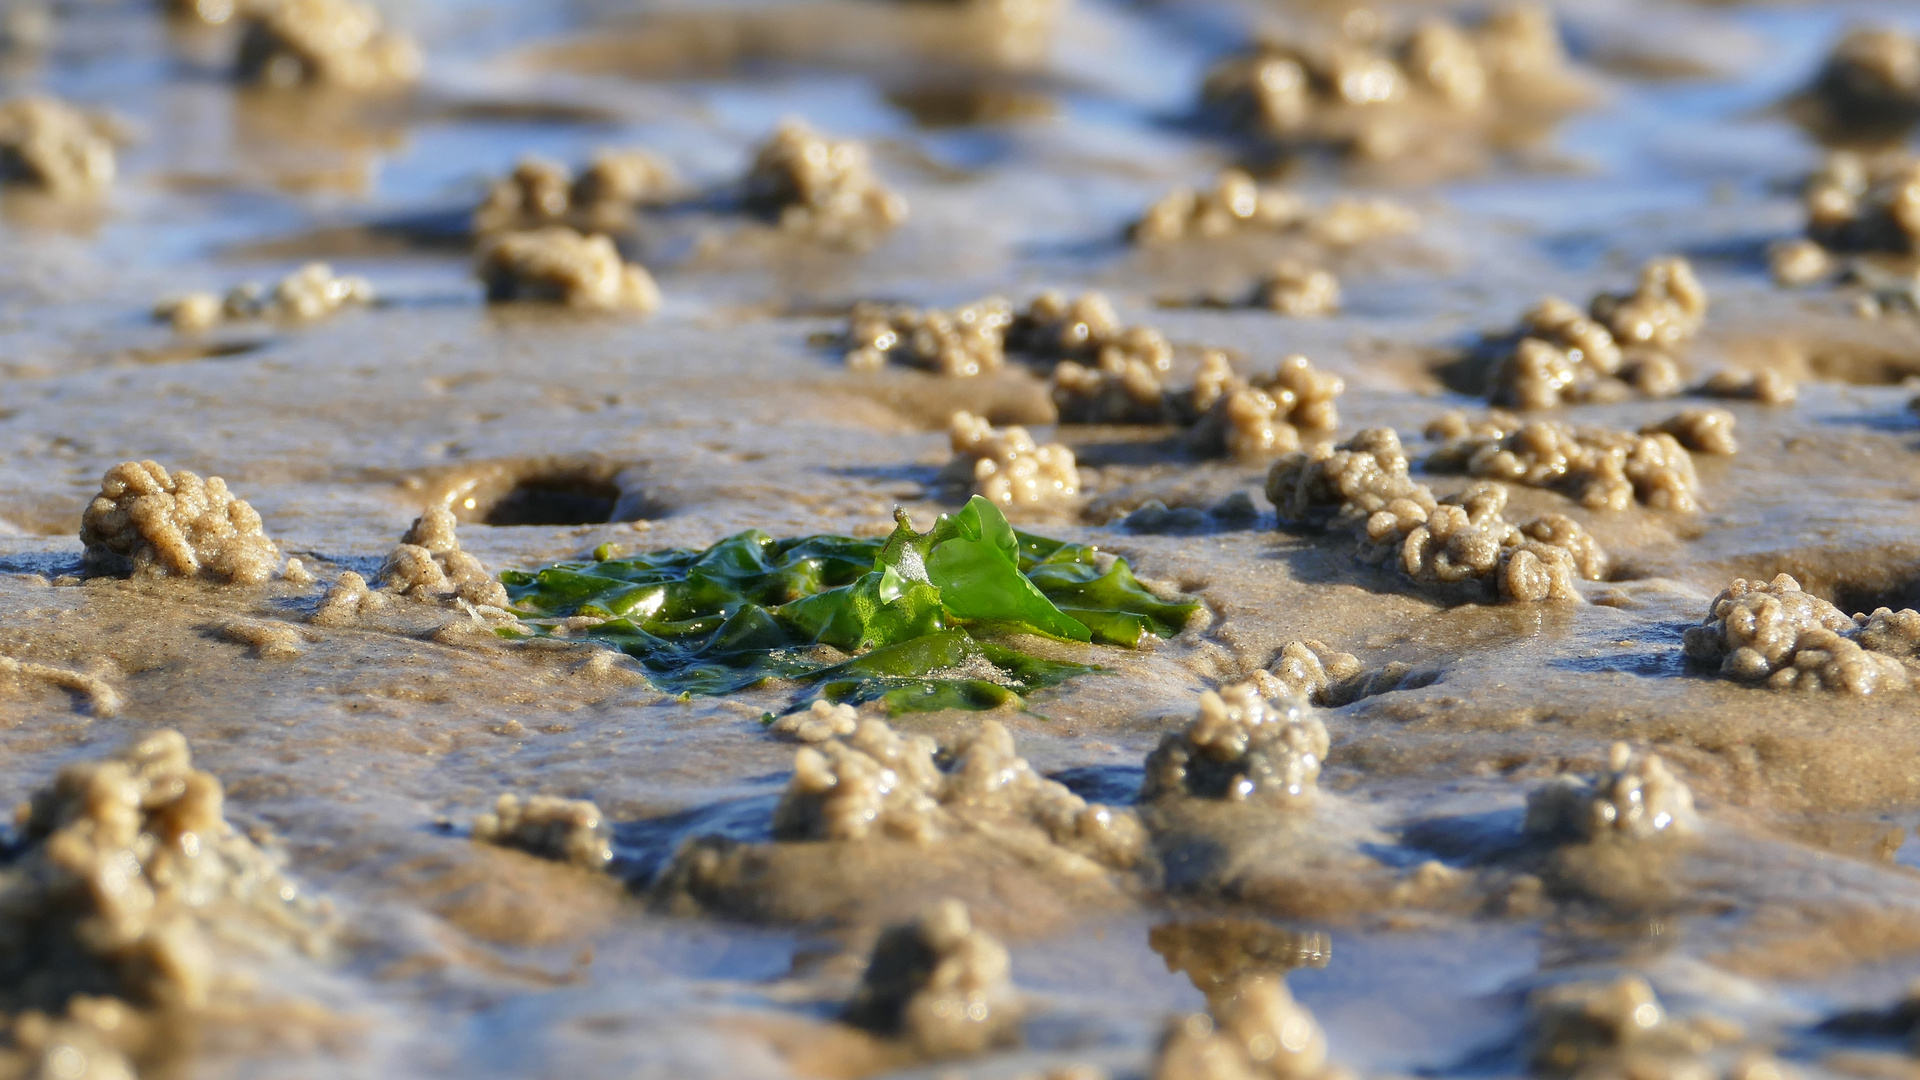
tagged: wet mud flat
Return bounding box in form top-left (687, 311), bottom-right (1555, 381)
top-left (6, 0), bottom-right (1920, 1078)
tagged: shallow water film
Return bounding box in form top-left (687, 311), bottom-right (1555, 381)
top-left (8, 0), bottom-right (1920, 1076)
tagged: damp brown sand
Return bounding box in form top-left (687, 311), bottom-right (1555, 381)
top-left (5, 0), bottom-right (1920, 1078)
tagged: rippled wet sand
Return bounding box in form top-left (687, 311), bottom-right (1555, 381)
top-left (5, 0), bottom-right (1920, 1076)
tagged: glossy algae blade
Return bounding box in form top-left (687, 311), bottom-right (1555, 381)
top-left (499, 499), bottom-right (1201, 712)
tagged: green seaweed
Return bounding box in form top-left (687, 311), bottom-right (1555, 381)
top-left (501, 497), bottom-right (1201, 713)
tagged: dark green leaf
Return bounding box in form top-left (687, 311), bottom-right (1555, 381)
top-left (1025, 558), bottom-right (1199, 639)
top-left (805, 627), bottom-right (983, 682)
top-left (923, 497), bottom-right (1091, 642)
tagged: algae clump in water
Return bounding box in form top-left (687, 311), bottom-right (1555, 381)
top-left (500, 496), bottom-right (1198, 711)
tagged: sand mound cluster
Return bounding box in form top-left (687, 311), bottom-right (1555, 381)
top-left (1049, 346), bottom-right (1181, 425)
top-left (0, 96), bottom-right (116, 199)
top-left (1149, 971), bottom-right (1335, 1080)
top-left (235, 0), bottom-right (421, 90)
top-left (1200, 4), bottom-right (1579, 162)
top-left (1682, 574), bottom-right (1920, 694)
top-left (1486, 258), bottom-right (1705, 409)
top-left (1254, 260), bottom-right (1343, 317)
top-left (0, 996), bottom-right (149, 1080)
top-left (743, 121), bottom-right (908, 244)
top-left (1423, 410), bottom-right (1731, 512)
top-left (1131, 168), bottom-right (1417, 248)
top-left (476, 227), bottom-right (660, 313)
top-left (1801, 150), bottom-right (1920, 256)
top-left (1253, 640), bottom-right (1432, 708)
top-left (842, 899), bottom-right (1023, 1058)
top-left (164, 0), bottom-right (268, 25)
top-left (377, 507), bottom-right (511, 607)
top-left (1049, 346), bottom-right (1345, 464)
top-left (0, 731), bottom-right (328, 1015)
top-left (768, 700), bottom-right (861, 744)
top-left (1268, 429), bottom-right (1606, 602)
top-left (1014, 290), bottom-right (1172, 372)
top-left (1805, 27), bottom-right (1920, 133)
top-left (1013, 290), bottom-right (1184, 423)
top-left (845, 297), bottom-right (1014, 376)
top-left (1525, 743), bottom-right (1698, 842)
top-left (946, 411), bottom-right (1081, 510)
top-left (156, 263), bottom-right (375, 332)
top-left (80, 461), bottom-right (281, 585)
top-left (313, 507), bottom-right (511, 625)
top-left (1141, 684), bottom-right (1330, 803)
top-left (473, 794), bottom-right (614, 869)
top-left (840, 289), bottom-right (1322, 451)
top-left (1590, 257), bottom-right (1709, 350)
top-left (773, 717), bottom-right (1145, 870)
top-left (843, 290), bottom-right (1173, 387)
top-left (1267, 428), bottom-right (1432, 531)
top-left (1698, 368), bottom-right (1797, 405)
top-left (1642, 407), bottom-right (1739, 456)
top-left (1183, 353), bottom-right (1344, 462)
top-left (474, 152), bottom-right (676, 235)
top-left (1526, 976), bottom-right (1763, 1077)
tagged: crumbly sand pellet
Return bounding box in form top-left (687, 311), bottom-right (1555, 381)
top-left (1141, 684), bottom-right (1330, 802)
top-left (947, 411), bottom-right (1080, 509)
top-left (1486, 258), bottom-right (1705, 409)
top-left (772, 717), bottom-right (1144, 869)
top-left (473, 793), bottom-right (614, 869)
top-left (843, 899), bottom-right (1023, 1058)
top-left (476, 227), bottom-right (660, 313)
top-left (80, 461), bottom-right (281, 585)
top-left (845, 297), bottom-right (1012, 376)
top-left (0, 731), bottom-right (327, 1013)
top-left (1185, 352), bottom-right (1343, 462)
top-left (743, 121), bottom-right (908, 244)
top-left (0, 95), bottom-right (115, 198)
top-left (1150, 971), bottom-right (1333, 1080)
top-left (235, 0), bottom-right (421, 90)
top-left (1199, 4), bottom-right (1577, 164)
top-left (769, 700), bottom-right (860, 743)
top-left (1256, 261), bottom-right (1341, 317)
top-left (1681, 573), bottom-right (1920, 694)
top-left (156, 263), bottom-right (374, 332)
top-left (1424, 411), bottom-right (1714, 511)
top-left (1525, 742), bottom-right (1698, 841)
top-left (473, 151), bottom-right (676, 235)
top-left (378, 506), bottom-right (511, 609)
top-left (1269, 429), bottom-right (1606, 601)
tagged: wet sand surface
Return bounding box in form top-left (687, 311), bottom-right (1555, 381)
top-left (6, 0), bottom-right (1920, 1076)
